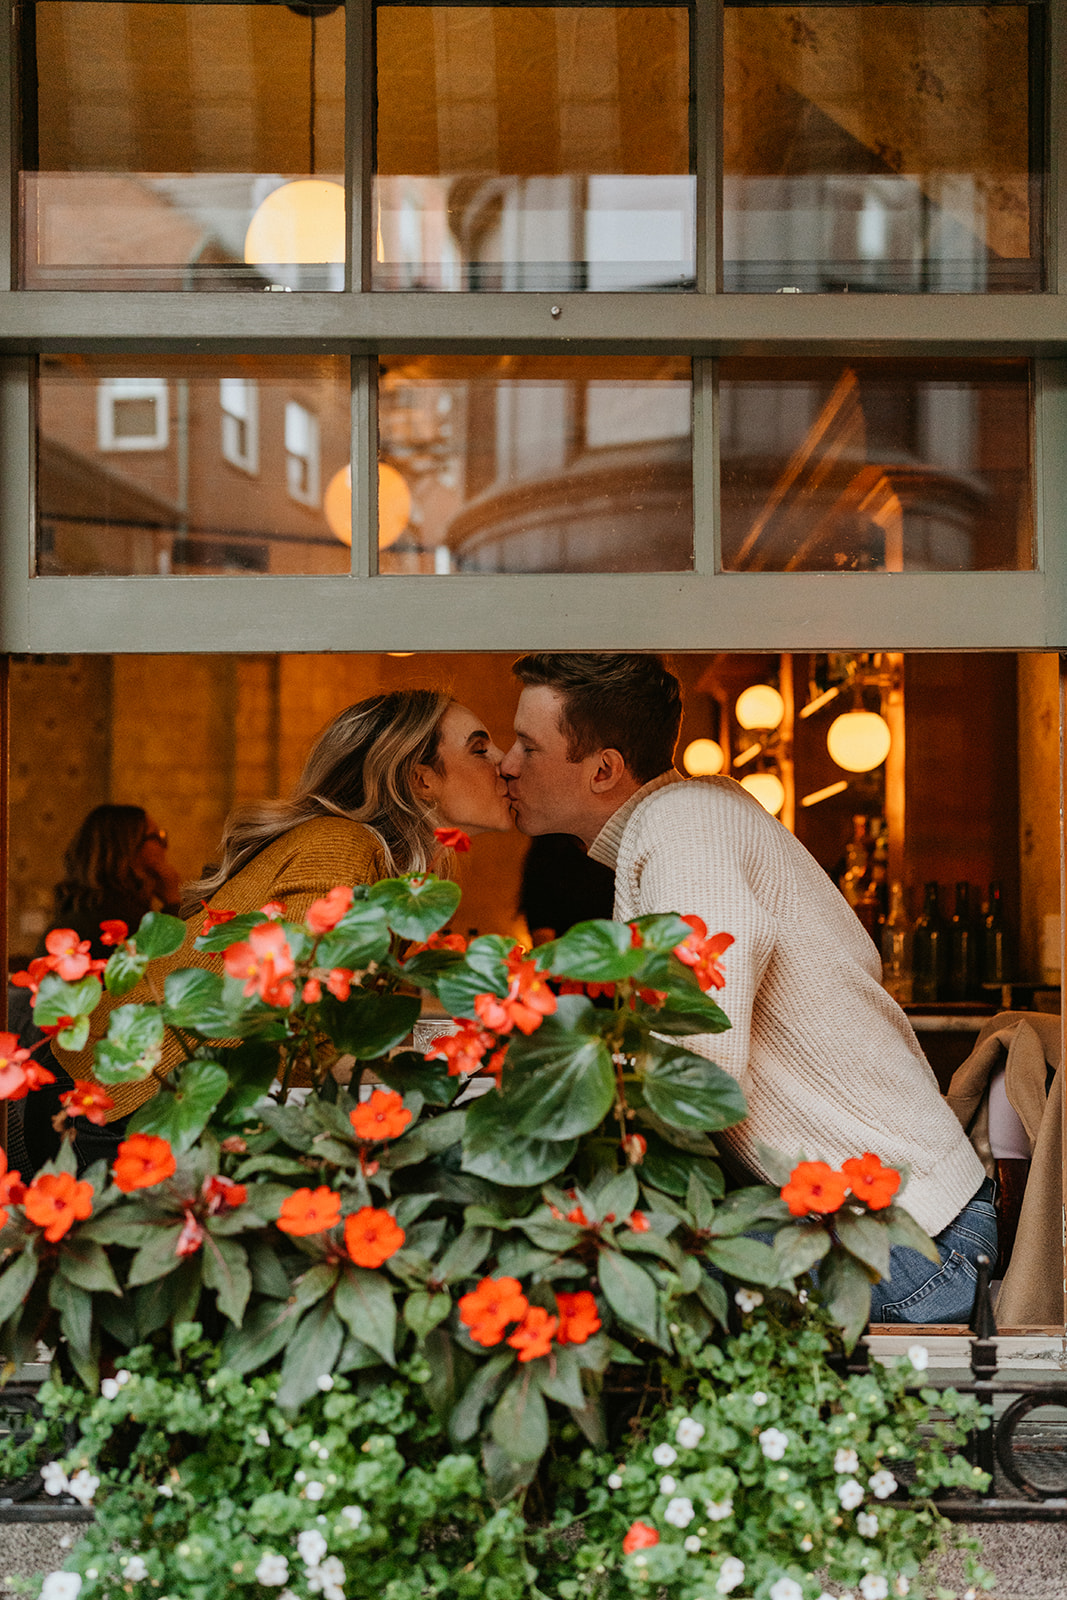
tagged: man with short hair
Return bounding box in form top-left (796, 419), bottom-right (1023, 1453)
top-left (500, 651), bottom-right (993, 1324)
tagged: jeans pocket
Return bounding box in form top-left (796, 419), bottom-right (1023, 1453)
top-left (874, 1250), bottom-right (979, 1324)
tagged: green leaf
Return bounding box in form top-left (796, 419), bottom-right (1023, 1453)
top-left (202, 1234), bottom-right (252, 1325)
top-left (104, 945), bottom-right (150, 998)
top-left (334, 1265), bottom-right (397, 1364)
top-left (593, 1168), bottom-right (639, 1223)
top-left (686, 1166), bottom-right (721, 1230)
top-left (194, 911), bottom-right (269, 953)
top-left (884, 1204), bottom-right (941, 1265)
top-left (708, 1185), bottom-right (791, 1237)
top-left (628, 912), bottom-right (694, 953)
top-left (437, 1227), bottom-right (493, 1285)
top-left (312, 904), bottom-right (392, 971)
top-left (538, 1343), bottom-right (585, 1408)
top-left (639, 1130), bottom-right (722, 1199)
top-left (127, 1058), bottom-right (231, 1153)
top-left (0, 1244), bottom-right (39, 1325)
top-left (162, 968), bottom-right (239, 1033)
top-left (642, 1040), bottom-right (748, 1132)
top-left (463, 1091), bottom-right (576, 1187)
top-left (481, 1439), bottom-right (539, 1505)
top-left (277, 1299), bottom-right (345, 1409)
top-left (404, 1289), bottom-right (452, 1340)
top-left (133, 911), bottom-right (187, 959)
top-left (375, 1049), bottom-right (460, 1107)
top-left (821, 1247), bottom-right (875, 1350)
top-left (696, 1272), bottom-right (730, 1328)
top-left (597, 1249), bottom-right (662, 1345)
top-left (213, 1040), bottom-right (283, 1124)
top-left (568, 1396), bottom-right (608, 1451)
top-left (504, 1008), bottom-right (615, 1142)
top-left (57, 1236), bottom-right (121, 1297)
top-left (93, 1003), bottom-right (165, 1085)
top-left (293, 1261), bottom-right (341, 1313)
top-left (48, 1274), bottom-right (96, 1389)
top-left (540, 919), bottom-right (646, 983)
top-left (127, 1223), bottom-right (187, 1287)
top-left (450, 1349), bottom-right (513, 1444)
top-left (318, 992), bottom-right (422, 1059)
top-left (491, 1372), bottom-right (548, 1464)
top-left (434, 935), bottom-right (515, 1018)
top-left (33, 972), bottom-right (102, 1027)
top-left (219, 1296), bottom-right (303, 1375)
top-left (648, 986), bottom-right (732, 1037)
top-left (772, 1222), bottom-right (833, 1281)
top-left (368, 874), bottom-right (462, 941)
top-left (835, 1210), bottom-right (892, 1280)
top-left (704, 1235), bottom-right (782, 1286)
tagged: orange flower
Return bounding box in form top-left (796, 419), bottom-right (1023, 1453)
top-left (343, 1206), bottom-right (405, 1268)
top-left (202, 1174), bottom-right (247, 1214)
top-left (673, 917), bottom-right (734, 992)
top-left (555, 1289), bottom-right (601, 1346)
top-left (303, 978), bottom-right (323, 1004)
top-left (277, 1186), bottom-right (342, 1236)
top-left (0, 1149), bottom-right (25, 1219)
top-left (405, 930), bottom-right (469, 960)
top-left (223, 922), bottom-right (296, 1008)
top-left (23, 1170), bottom-right (93, 1242)
top-left (306, 886), bottom-right (354, 935)
top-left (622, 1522), bottom-right (659, 1555)
top-left (507, 1305), bottom-right (558, 1363)
top-left (473, 947), bottom-right (558, 1037)
top-left (259, 901), bottom-right (286, 920)
top-left (325, 968), bottom-right (353, 1002)
top-left (59, 1081), bottom-right (115, 1127)
top-left (566, 1201), bottom-right (590, 1226)
top-left (201, 903), bottom-right (237, 933)
top-left (176, 1209), bottom-right (205, 1257)
top-left (98, 920), bottom-right (129, 947)
top-left (629, 1209), bottom-right (650, 1233)
top-left (427, 1025), bottom-right (498, 1078)
top-left (842, 1152), bottom-right (901, 1211)
top-left (0, 1034), bottom-right (51, 1101)
top-left (10, 956), bottom-right (56, 1003)
top-left (112, 1134), bottom-right (177, 1193)
top-left (781, 1159), bottom-right (850, 1218)
top-left (622, 1133), bottom-right (647, 1166)
top-left (433, 827), bottom-right (471, 853)
top-left (44, 928), bottom-right (93, 983)
top-left (458, 1275), bottom-right (529, 1347)
top-left (350, 1089), bottom-right (412, 1142)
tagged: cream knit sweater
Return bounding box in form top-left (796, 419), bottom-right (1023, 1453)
top-left (590, 771), bottom-right (985, 1237)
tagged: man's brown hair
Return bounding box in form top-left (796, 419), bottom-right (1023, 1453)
top-left (512, 653), bottom-right (682, 783)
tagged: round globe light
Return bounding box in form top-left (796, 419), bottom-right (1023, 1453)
top-left (244, 179), bottom-right (346, 266)
top-left (324, 463), bottom-right (412, 549)
top-left (735, 684), bottom-right (785, 730)
top-left (740, 772), bottom-right (785, 815)
top-left (682, 738), bottom-right (725, 777)
top-left (826, 710), bottom-right (892, 773)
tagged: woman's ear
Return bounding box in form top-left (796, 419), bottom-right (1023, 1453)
top-left (411, 762), bottom-right (438, 803)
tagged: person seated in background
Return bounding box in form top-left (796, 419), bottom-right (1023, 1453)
top-left (517, 832), bottom-right (615, 946)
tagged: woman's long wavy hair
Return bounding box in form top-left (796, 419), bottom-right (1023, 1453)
top-left (189, 689), bottom-right (452, 902)
top-left (55, 804), bottom-right (154, 916)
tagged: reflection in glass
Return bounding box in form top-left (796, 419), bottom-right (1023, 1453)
top-left (375, 7), bottom-right (694, 291)
top-left (377, 357), bottom-right (693, 573)
top-left (723, 6), bottom-right (1042, 293)
top-left (719, 360), bottom-right (1033, 572)
top-left (37, 356), bottom-right (351, 575)
top-left (22, 4), bottom-right (345, 290)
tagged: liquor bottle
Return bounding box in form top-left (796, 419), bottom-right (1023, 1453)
top-left (880, 881), bottom-right (913, 1004)
top-left (912, 881), bottom-right (946, 1002)
top-left (947, 882), bottom-right (980, 1002)
top-left (981, 880), bottom-right (1013, 992)
top-left (840, 815), bottom-right (870, 908)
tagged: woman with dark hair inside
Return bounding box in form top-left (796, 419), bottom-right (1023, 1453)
top-left (51, 689), bottom-right (512, 1169)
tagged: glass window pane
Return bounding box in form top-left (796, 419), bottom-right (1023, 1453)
top-left (22, 3), bottom-right (345, 290)
top-left (374, 6), bottom-right (694, 291)
top-left (378, 356), bottom-right (693, 572)
top-left (37, 355), bottom-right (351, 575)
top-left (723, 5), bottom-right (1043, 293)
top-left (718, 359), bottom-right (1033, 572)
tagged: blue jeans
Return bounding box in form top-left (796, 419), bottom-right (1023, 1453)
top-left (869, 1178), bottom-right (998, 1324)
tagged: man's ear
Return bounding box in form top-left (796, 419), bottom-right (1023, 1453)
top-left (589, 748), bottom-right (629, 794)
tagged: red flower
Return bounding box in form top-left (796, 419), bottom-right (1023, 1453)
top-left (306, 886), bottom-right (354, 935)
top-left (303, 977), bottom-right (323, 1004)
top-left (201, 903), bottom-right (237, 933)
top-left (405, 930), bottom-right (469, 960)
top-left (673, 917), bottom-right (734, 992)
top-left (259, 901), bottom-right (287, 920)
top-left (10, 957), bottom-right (56, 1003)
top-left (622, 1133), bottom-right (647, 1165)
top-left (0, 1034), bottom-right (49, 1101)
top-left (555, 1290), bottom-right (601, 1346)
top-left (781, 1160), bottom-right (850, 1218)
top-left (176, 1209), bottom-right (205, 1257)
top-left (433, 827), bottom-right (471, 853)
top-left (112, 1134), bottom-right (177, 1193)
top-left (350, 1089), bottom-right (412, 1142)
top-left (202, 1174), bottom-right (247, 1215)
top-left (629, 1210), bottom-right (650, 1233)
top-left (23, 1170), bottom-right (93, 1242)
top-left (427, 1025), bottom-right (498, 1078)
top-left (474, 950), bottom-right (557, 1037)
top-left (842, 1152), bottom-right (902, 1211)
top-left (98, 920), bottom-right (129, 947)
top-left (343, 1207), bottom-right (405, 1268)
top-left (458, 1276), bottom-right (529, 1347)
top-left (507, 1305), bottom-right (558, 1363)
top-left (0, 1149), bottom-right (26, 1225)
top-left (623, 1522), bottom-right (659, 1555)
top-left (325, 968), bottom-right (353, 1002)
top-left (223, 923), bottom-right (296, 1008)
top-left (44, 929), bottom-right (93, 983)
top-left (566, 1204), bottom-right (590, 1226)
top-left (59, 1081), bottom-right (115, 1126)
top-left (277, 1186), bottom-right (341, 1236)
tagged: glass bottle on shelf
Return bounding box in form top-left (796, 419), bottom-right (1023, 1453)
top-left (840, 815), bottom-right (870, 908)
top-left (981, 880), bottom-right (1013, 994)
top-left (881, 881), bottom-right (913, 1004)
top-left (947, 881), bottom-right (981, 1002)
top-left (912, 881), bottom-right (947, 1003)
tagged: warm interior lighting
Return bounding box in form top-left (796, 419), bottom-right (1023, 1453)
top-left (324, 462), bottom-right (412, 548)
top-left (735, 684), bottom-right (785, 730)
top-left (800, 779), bottom-right (850, 808)
top-left (244, 179), bottom-right (346, 266)
top-left (798, 684), bottom-right (842, 719)
top-left (740, 771), bottom-right (786, 815)
top-left (733, 742), bottom-right (762, 768)
top-left (682, 738), bottom-right (725, 777)
top-left (826, 709), bottom-right (892, 773)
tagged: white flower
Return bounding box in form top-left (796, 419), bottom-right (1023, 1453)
top-left (323, 1587), bottom-right (344, 1600)
top-left (123, 1557), bottom-right (148, 1582)
top-left (759, 1427), bottom-right (788, 1460)
top-left (834, 1448), bottom-right (859, 1474)
top-left (894, 1579), bottom-right (910, 1597)
top-left (837, 1478), bottom-right (865, 1510)
top-left (869, 1470), bottom-right (898, 1499)
top-left (85, 1573), bottom-right (97, 1582)
top-left (675, 1417), bottom-right (705, 1449)
top-left (664, 1497), bottom-right (695, 1528)
top-left (317, 1374), bottom-right (334, 1392)
top-left (319, 1559), bottom-right (345, 1586)
top-left (684, 1536), bottom-right (701, 1553)
top-left (798, 1288), bottom-right (809, 1304)
top-left (67, 1471), bottom-right (98, 1507)
top-left (770, 1580), bottom-right (803, 1600)
top-left (157, 1484), bottom-right (174, 1498)
top-left (800, 1537), bottom-right (813, 1551)
top-left (907, 1345), bottom-right (929, 1372)
top-left (652, 1443), bottom-right (677, 1467)
top-left (705, 1498), bottom-right (733, 1521)
top-left (751, 1390), bottom-right (768, 1407)
top-left (100, 1379), bottom-right (120, 1401)
top-left (964, 1591), bottom-right (977, 1600)
top-left (116, 1370), bottom-right (131, 1386)
top-left (659, 1475), bottom-right (677, 1495)
top-left (255, 1554), bottom-right (290, 1586)
top-left (40, 1463), bottom-right (68, 1497)
top-left (39, 1575), bottom-right (81, 1600)
top-left (607, 1473), bottom-right (623, 1490)
top-left (297, 1531), bottom-right (328, 1566)
top-left (338, 1506), bottom-right (363, 1529)
top-left (857, 1512), bottom-right (879, 1538)
top-left (860, 1579), bottom-right (889, 1600)
top-left (715, 1557), bottom-right (745, 1594)
top-left (734, 1288), bottom-right (763, 1312)
top-left (305, 1481), bottom-right (326, 1501)
top-left (294, 1471), bottom-right (307, 1485)
top-left (254, 1430), bottom-right (271, 1448)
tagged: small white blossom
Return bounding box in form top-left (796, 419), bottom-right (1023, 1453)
top-left (770, 1580), bottom-right (803, 1600)
top-left (157, 1484), bottom-right (174, 1498)
top-left (860, 1579), bottom-right (889, 1600)
top-left (751, 1390), bottom-right (768, 1407)
top-left (675, 1417), bottom-right (705, 1449)
top-left (907, 1345), bottom-right (929, 1372)
top-left (255, 1554), bottom-right (290, 1587)
top-left (316, 1374), bottom-right (334, 1392)
top-left (894, 1579), bottom-right (910, 1597)
top-left (817, 1593), bottom-right (836, 1600)
top-left (100, 1379), bottom-right (120, 1401)
top-left (116, 1370), bottom-right (131, 1386)
top-left (297, 1531), bottom-right (329, 1566)
top-left (294, 1471), bottom-right (307, 1484)
top-left (835, 1448), bottom-right (859, 1474)
top-left (123, 1557), bottom-right (148, 1582)
top-left (40, 1463), bottom-right (68, 1497)
top-left (800, 1537), bottom-right (813, 1552)
top-left (278, 1592), bottom-right (300, 1600)
top-left (964, 1590), bottom-right (977, 1600)
top-left (607, 1473), bottom-right (623, 1490)
top-left (664, 1497), bottom-right (695, 1528)
top-left (58, 1538), bottom-right (73, 1552)
top-left (705, 1498), bottom-right (733, 1521)
top-left (305, 1481), bottom-right (326, 1502)
top-left (659, 1475), bottom-right (677, 1495)
top-left (734, 1288), bottom-right (764, 1313)
top-left (652, 1443), bottom-right (677, 1467)
top-left (338, 1506), bottom-right (363, 1529)
top-left (798, 1288), bottom-right (809, 1304)
top-left (715, 1557), bottom-right (745, 1594)
top-left (67, 1471), bottom-right (98, 1507)
top-left (39, 1575), bottom-right (81, 1600)
top-left (684, 1536), bottom-right (701, 1553)
top-left (759, 1427), bottom-right (788, 1460)
top-left (254, 1430), bottom-right (271, 1448)
top-left (633, 1556), bottom-right (647, 1569)
top-left (869, 1470), bottom-right (898, 1500)
top-left (838, 1478), bottom-right (865, 1510)
top-left (319, 1559), bottom-right (345, 1586)
top-left (85, 1573), bottom-right (97, 1582)
top-left (857, 1512), bottom-right (879, 1538)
